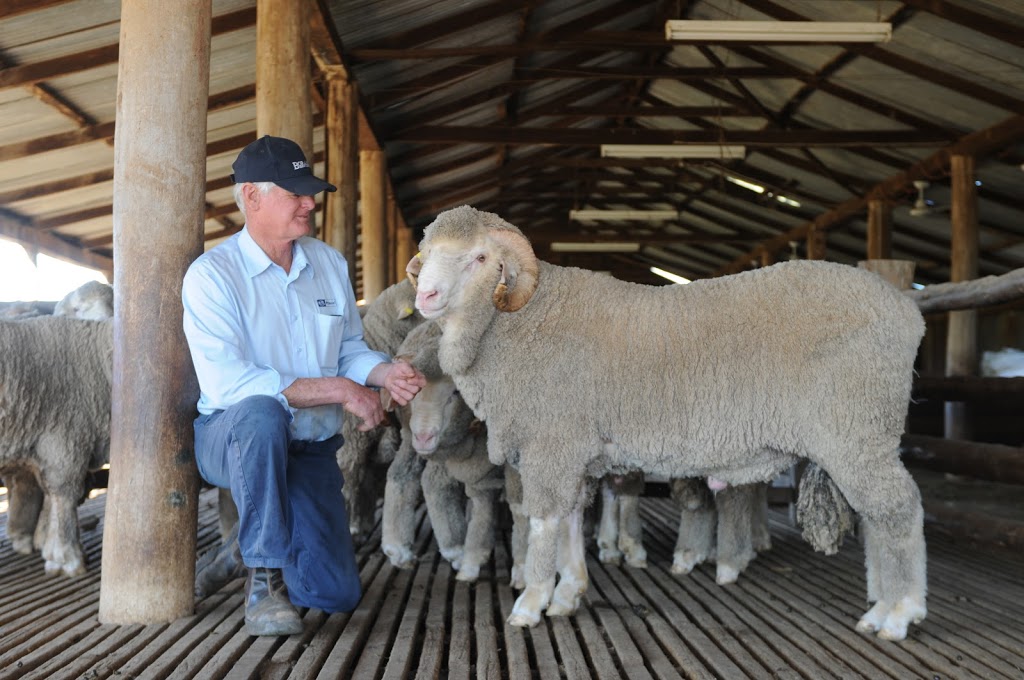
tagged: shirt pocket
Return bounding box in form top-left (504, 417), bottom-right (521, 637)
top-left (314, 313), bottom-right (345, 375)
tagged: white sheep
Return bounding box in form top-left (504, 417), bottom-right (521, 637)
top-left (3, 281), bottom-right (113, 556)
top-left (669, 478), bottom-right (771, 584)
top-left (410, 205), bottom-right (928, 640)
top-left (392, 320), bottom-right (504, 581)
top-left (0, 316), bottom-right (112, 576)
top-left (980, 347), bottom-right (1024, 377)
top-left (334, 279), bottom-right (427, 548)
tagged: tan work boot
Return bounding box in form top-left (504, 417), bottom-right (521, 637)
top-left (244, 567), bottom-right (304, 636)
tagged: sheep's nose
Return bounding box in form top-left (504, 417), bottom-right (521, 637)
top-left (415, 289), bottom-right (438, 308)
top-left (413, 429), bottom-right (438, 452)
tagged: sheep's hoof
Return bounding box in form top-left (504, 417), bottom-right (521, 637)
top-left (855, 601), bottom-right (889, 634)
top-left (671, 551), bottom-right (704, 575)
top-left (877, 598), bottom-right (926, 641)
top-left (455, 564), bottom-right (481, 582)
top-left (382, 544), bottom-right (417, 569)
top-left (10, 534), bottom-right (34, 555)
top-left (715, 564), bottom-right (740, 585)
top-left (506, 610), bottom-right (541, 628)
top-left (45, 558), bottom-right (84, 577)
top-left (509, 566), bottom-right (525, 590)
top-left (440, 546), bottom-right (465, 570)
top-left (623, 548), bottom-right (648, 569)
top-left (598, 547), bottom-right (622, 565)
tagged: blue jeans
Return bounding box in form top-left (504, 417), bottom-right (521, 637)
top-left (193, 395), bottom-right (361, 613)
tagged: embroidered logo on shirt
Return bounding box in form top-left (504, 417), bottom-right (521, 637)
top-left (316, 299), bottom-right (337, 308)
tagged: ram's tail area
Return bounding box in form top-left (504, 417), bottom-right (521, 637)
top-left (796, 463), bottom-right (857, 555)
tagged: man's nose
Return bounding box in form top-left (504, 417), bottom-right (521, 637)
top-left (300, 195), bottom-right (315, 209)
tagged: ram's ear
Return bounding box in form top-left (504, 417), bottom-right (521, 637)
top-left (380, 389), bottom-right (394, 413)
top-left (405, 253), bottom-right (422, 289)
top-left (489, 229), bottom-right (539, 312)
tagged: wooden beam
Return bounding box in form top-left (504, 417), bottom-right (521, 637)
top-left (0, 8), bottom-right (256, 92)
top-left (900, 0), bottom-right (1024, 47)
top-left (0, 208), bottom-right (111, 271)
top-left (902, 434), bottom-right (1024, 486)
top-left (866, 199), bottom-right (892, 260)
top-left (0, 0), bottom-right (74, 20)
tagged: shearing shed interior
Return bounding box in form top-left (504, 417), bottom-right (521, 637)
top-left (1, 0), bottom-right (1023, 678)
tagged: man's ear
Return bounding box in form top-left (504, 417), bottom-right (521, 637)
top-left (243, 183), bottom-right (261, 212)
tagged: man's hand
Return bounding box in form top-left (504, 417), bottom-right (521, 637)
top-left (371, 360), bottom-right (426, 407)
top-left (337, 379), bottom-right (386, 432)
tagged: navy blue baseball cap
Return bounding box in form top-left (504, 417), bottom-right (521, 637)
top-left (230, 135), bottom-right (336, 195)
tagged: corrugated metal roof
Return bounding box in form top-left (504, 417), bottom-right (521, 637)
top-left (1, 0), bottom-right (1023, 286)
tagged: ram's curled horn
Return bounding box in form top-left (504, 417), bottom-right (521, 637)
top-left (405, 253), bottom-right (422, 289)
top-left (488, 229), bottom-right (539, 312)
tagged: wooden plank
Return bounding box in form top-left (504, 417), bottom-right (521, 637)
top-left (492, 540), bottom-right (532, 680)
top-left (446, 580), bottom-right (471, 680)
top-left (382, 553), bottom-right (438, 680)
top-left (569, 601), bottom-right (631, 680)
top-left (413, 560), bottom-right (452, 680)
top-left (474, 577), bottom-right (501, 679)
top-left (21, 623), bottom-right (123, 679)
top-left (582, 568), bottom-right (655, 680)
top-left (0, 618), bottom-right (101, 679)
top-left (549, 616), bottom-right (592, 680)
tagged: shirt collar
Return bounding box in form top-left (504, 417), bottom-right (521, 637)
top-left (239, 226), bottom-right (312, 280)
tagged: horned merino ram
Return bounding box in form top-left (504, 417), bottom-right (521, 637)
top-left (0, 316), bottom-right (112, 576)
top-left (411, 205), bottom-right (928, 640)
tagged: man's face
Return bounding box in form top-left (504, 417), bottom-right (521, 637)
top-left (248, 184), bottom-right (316, 241)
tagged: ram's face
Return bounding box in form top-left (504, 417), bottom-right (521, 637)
top-left (414, 234), bottom-right (493, 319)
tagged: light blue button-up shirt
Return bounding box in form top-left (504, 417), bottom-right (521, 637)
top-left (182, 227), bottom-right (388, 442)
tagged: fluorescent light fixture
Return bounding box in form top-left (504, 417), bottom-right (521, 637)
top-left (550, 242), bottom-right (641, 253)
top-left (570, 209), bottom-right (679, 221)
top-left (665, 20), bottom-right (892, 43)
top-left (726, 175), bottom-right (765, 193)
top-left (650, 266), bottom-right (690, 285)
top-left (776, 195), bottom-right (801, 208)
top-left (602, 144), bottom-right (746, 160)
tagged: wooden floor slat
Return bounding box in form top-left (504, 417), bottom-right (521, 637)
top-left (3, 489), bottom-right (1024, 679)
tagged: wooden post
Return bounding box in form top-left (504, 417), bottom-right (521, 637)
top-left (360, 149), bottom-right (387, 302)
top-left (805, 223), bottom-right (826, 260)
top-left (945, 154), bottom-right (979, 440)
top-left (98, 0), bottom-right (210, 624)
top-left (256, 0), bottom-right (311, 161)
top-left (387, 196), bottom-right (398, 284)
top-left (866, 199), bottom-right (892, 260)
top-left (395, 218), bottom-right (416, 281)
top-left (323, 71), bottom-right (358, 269)
top-left (759, 249), bottom-right (775, 268)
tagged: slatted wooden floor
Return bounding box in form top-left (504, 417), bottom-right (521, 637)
top-left (1, 487), bottom-right (1023, 679)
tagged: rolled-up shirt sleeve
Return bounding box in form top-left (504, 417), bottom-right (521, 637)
top-left (182, 264), bottom-right (294, 415)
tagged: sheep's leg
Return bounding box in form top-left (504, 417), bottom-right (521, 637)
top-left (828, 456), bottom-right (927, 640)
top-left (41, 492), bottom-right (85, 576)
top-left (6, 469), bottom-right (44, 554)
top-left (671, 496), bottom-right (716, 574)
top-left (504, 466), bottom-right (528, 589)
top-left (217, 487), bottom-right (239, 543)
top-left (715, 484), bottom-right (758, 585)
top-left (380, 442), bottom-right (424, 569)
top-left (617, 493), bottom-right (647, 568)
top-left (548, 507), bottom-right (589, 616)
top-left (508, 515), bottom-right (559, 627)
top-left (751, 483), bottom-right (772, 552)
top-left (422, 460), bottom-right (468, 570)
top-left (596, 481), bottom-right (622, 565)
top-left (33, 493), bottom-right (51, 552)
top-left (455, 489), bottom-right (496, 582)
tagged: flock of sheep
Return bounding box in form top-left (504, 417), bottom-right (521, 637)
top-left (1, 204), bottom-right (931, 643)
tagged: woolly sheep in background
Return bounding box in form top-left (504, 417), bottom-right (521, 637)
top-left (0, 316), bottom-right (113, 576)
top-left (410, 205), bottom-right (928, 641)
top-left (3, 281), bottom-right (113, 557)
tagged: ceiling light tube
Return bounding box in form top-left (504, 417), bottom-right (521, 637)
top-left (569, 209), bottom-right (679, 221)
top-left (550, 242), bottom-right (642, 253)
top-left (665, 20), bottom-right (892, 43)
top-left (650, 266), bottom-right (691, 284)
top-left (601, 144), bottom-right (746, 160)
